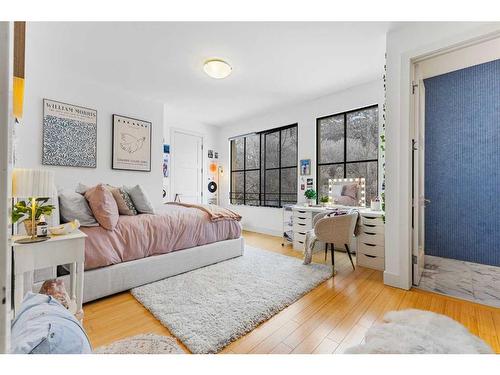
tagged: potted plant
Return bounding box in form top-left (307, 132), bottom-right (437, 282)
top-left (11, 198), bottom-right (55, 236)
top-left (319, 195), bottom-right (329, 207)
top-left (304, 189), bottom-right (317, 206)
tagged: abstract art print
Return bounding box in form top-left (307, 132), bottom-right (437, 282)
top-left (300, 159), bottom-right (311, 175)
top-left (112, 114), bottom-right (152, 172)
top-left (42, 99), bottom-right (97, 168)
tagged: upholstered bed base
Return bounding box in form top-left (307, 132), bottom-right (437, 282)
top-left (34, 237), bottom-right (245, 303)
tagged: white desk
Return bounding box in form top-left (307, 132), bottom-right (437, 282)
top-left (290, 205), bottom-right (385, 270)
top-left (12, 230), bottom-right (87, 319)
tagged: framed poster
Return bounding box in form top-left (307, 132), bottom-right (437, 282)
top-left (112, 114), bottom-right (152, 172)
top-left (163, 144), bottom-right (170, 178)
top-left (300, 159), bottom-right (311, 175)
top-left (42, 99), bottom-right (97, 168)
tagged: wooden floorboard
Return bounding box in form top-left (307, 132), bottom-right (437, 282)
top-left (83, 230), bottom-right (500, 354)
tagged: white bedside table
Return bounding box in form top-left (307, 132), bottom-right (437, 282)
top-left (12, 230), bottom-right (87, 319)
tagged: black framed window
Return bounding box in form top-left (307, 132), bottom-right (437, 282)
top-left (316, 105), bottom-right (379, 203)
top-left (230, 124), bottom-right (297, 207)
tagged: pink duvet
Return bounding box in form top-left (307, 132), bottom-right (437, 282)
top-left (80, 204), bottom-right (242, 270)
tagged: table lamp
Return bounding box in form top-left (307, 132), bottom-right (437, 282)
top-left (12, 168), bottom-right (55, 244)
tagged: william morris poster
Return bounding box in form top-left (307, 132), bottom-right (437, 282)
top-left (112, 114), bottom-right (152, 172)
top-left (42, 99), bottom-right (97, 168)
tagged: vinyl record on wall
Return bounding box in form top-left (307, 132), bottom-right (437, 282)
top-left (208, 181), bottom-right (217, 193)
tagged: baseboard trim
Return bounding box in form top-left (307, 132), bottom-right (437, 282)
top-left (243, 225), bottom-right (282, 237)
top-left (383, 270), bottom-right (410, 290)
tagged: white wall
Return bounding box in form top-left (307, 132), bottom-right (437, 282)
top-left (162, 106), bottom-right (221, 203)
top-left (15, 34), bottom-right (165, 206)
top-left (217, 80), bottom-right (384, 236)
top-left (384, 22), bottom-right (500, 289)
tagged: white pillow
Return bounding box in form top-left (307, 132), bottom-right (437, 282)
top-left (124, 185), bottom-right (155, 214)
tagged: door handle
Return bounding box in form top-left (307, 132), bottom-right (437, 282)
top-left (423, 198), bottom-right (431, 207)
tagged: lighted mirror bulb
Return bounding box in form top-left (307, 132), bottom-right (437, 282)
top-left (203, 59), bottom-right (232, 79)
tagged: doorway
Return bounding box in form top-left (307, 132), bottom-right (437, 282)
top-left (411, 37), bottom-right (500, 307)
top-left (170, 129), bottom-right (203, 204)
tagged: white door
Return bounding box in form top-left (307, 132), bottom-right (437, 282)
top-left (0, 21), bottom-right (12, 353)
top-left (171, 130), bottom-right (203, 204)
top-left (412, 63), bottom-right (426, 286)
top-left (411, 36), bottom-right (500, 286)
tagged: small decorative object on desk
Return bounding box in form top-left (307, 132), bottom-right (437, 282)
top-left (319, 195), bottom-right (329, 207)
top-left (370, 196), bottom-right (382, 211)
top-left (304, 189), bottom-right (317, 206)
top-left (49, 219), bottom-right (80, 235)
top-left (36, 216), bottom-right (49, 237)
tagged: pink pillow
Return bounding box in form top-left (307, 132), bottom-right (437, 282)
top-left (84, 184), bottom-right (119, 230)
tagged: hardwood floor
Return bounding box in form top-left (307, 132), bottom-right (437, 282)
top-left (83, 231), bottom-right (500, 353)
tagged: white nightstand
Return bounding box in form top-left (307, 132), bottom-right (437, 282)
top-left (12, 230), bottom-right (87, 319)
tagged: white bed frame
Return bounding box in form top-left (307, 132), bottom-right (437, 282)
top-left (34, 237), bottom-right (244, 303)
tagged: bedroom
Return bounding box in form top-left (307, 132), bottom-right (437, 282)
top-left (1, 1), bottom-right (500, 371)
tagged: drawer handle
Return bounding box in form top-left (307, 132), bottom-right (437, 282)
top-left (298, 223), bottom-right (305, 226)
top-left (364, 232), bottom-right (377, 235)
top-left (298, 241), bottom-right (304, 244)
top-left (363, 243), bottom-right (376, 247)
top-left (298, 210), bottom-right (306, 213)
top-left (364, 224), bottom-right (376, 228)
top-left (364, 254), bottom-right (377, 259)
top-left (299, 232), bottom-right (306, 235)
top-left (364, 216), bottom-right (377, 220)
top-left (298, 217), bottom-right (307, 220)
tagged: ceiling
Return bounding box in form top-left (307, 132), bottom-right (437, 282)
top-left (27, 22), bottom-right (396, 127)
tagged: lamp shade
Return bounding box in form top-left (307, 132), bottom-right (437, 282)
top-left (12, 168), bottom-right (55, 198)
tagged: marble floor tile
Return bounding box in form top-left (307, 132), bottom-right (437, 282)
top-left (417, 256), bottom-right (500, 308)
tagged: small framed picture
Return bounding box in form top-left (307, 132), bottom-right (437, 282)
top-left (208, 149), bottom-right (214, 158)
top-left (300, 159), bottom-right (311, 175)
top-left (112, 114), bottom-right (152, 172)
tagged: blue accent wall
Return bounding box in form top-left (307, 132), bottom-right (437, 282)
top-left (424, 59), bottom-right (500, 266)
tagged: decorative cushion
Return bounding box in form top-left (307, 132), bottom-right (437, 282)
top-left (84, 184), bottom-right (119, 230)
top-left (125, 185), bottom-right (155, 214)
top-left (58, 189), bottom-right (99, 227)
top-left (75, 182), bottom-right (90, 195)
top-left (11, 293), bottom-right (91, 354)
top-left (109, 187), bottom-right (138, 216)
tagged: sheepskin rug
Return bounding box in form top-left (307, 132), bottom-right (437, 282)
top-left (345, 309), bottom-right (493, 354)
top-left (94, 334), bottom-right (185, 354)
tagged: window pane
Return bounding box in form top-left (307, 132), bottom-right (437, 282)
top-left (245, 134), bottom-right (260, 169)
top-left (346, 107), bottom-right (378, 161)
top-left (346, 161), bottom-right (378, 205)
top-left (231, 138), bottom-right (244, 170)
top-left (318, 164), bottom-right (344, 200)
top-left (281, 167), bottom-right (297, 205)
top-left (264, 169), bottom-right (279, 206)
top-left (231, 171), bottom-right (244, 204)
top-left (245, 170), bottom-right (260, 205)
top-left (318, 114), bottom-right (344, 164)
top-left (281, 127), bottom-right (297, 168)
top-left (265, 132), bottom-right (280, 168)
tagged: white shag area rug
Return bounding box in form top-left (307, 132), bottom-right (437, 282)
top-left (345, 309), bottom-right (494, 354)
top-left (131, 246), bottom-right (332, 354)
top-left (94, 334), bottom-right (185, 354)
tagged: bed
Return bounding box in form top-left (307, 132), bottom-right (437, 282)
top-left (35, 203), bottom-right (244, 303)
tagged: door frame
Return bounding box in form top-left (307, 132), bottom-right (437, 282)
top-left (169, 128), bottom-right (205, 204)
top-left (0, 21), bottom-right (12, 354)
top-left (409, 31), bottom-right (500, 286)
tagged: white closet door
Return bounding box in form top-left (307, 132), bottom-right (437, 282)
top-left (171, 130), bottom-right (203, 204)
top-left (0, 21), bottom-right (12, 354)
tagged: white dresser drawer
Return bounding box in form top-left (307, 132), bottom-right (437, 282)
top-left (293, 210), bottom-right (312, 219)
top-left (293, 239), bottom-right (305, 251)
top-left (293, 222), bottom-right (311, 233)
top-left (357, 253), bottom-right (385, 271)
top-left (294, 216), bottom-right (312, 227)
top-left (360, 215), bottom-right (384, 226)
top-left (358, 242), bottom-right (385, 257)
top-left (359, 224), bottom-right (385, 234)
top-left (294, 232), bottom-right (307, 244)
top-left (358, 232), bottom-right (385, 246)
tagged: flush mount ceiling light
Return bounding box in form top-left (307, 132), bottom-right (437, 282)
top-left (203, 58), bottom-right (232, 79)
